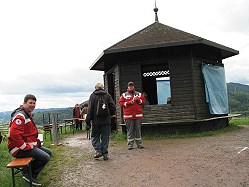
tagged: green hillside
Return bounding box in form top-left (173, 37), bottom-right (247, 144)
top-left (33, 107), bottom-right (74, 125)
top-left (227, 82), bottom-right (249, 115)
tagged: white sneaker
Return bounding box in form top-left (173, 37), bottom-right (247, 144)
top-left (128, 145), bottom-right (134, 150)
top-left (23, 175), bottom-right (42, 186)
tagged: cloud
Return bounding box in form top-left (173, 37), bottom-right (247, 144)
top-left (0, 68), bottom-right (103, 111)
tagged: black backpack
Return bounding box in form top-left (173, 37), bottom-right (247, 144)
top-left (96, 96), bottom-right (109, 117)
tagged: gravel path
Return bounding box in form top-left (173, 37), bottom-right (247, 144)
top-left (48, 126), bottom-right (249, 187)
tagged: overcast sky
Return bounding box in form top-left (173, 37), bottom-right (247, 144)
top-left (0, 0), bottom-right (248, 112)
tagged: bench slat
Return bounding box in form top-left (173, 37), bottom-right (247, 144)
top-left (7, 157), bottom-right (33, 168)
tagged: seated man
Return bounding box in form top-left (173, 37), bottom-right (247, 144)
top-left (8, 94), bottom-right (52, 186)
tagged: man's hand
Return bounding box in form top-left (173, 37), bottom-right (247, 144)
top-left (131, 95), bottom-right (139, 104)
top-left (28, 143), bottom-right (34, 149)
top-left (133, 95), bottom-right (139, 100)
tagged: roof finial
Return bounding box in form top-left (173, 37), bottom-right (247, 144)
top-left (153, 0), bottom-right (159, 22)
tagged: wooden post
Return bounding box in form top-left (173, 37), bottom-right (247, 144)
top-left (51, 113), bottom-right (59, 145)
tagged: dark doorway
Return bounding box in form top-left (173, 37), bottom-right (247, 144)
top-left (141, 62), bottom-right (170, 105)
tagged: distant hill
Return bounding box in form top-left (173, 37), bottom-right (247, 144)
top-left (227, 82), bottom-right (249, 115)
top-left (0, 108), bottom-right (71, 124)
top-left (0, 111), bottom-right (12, 123)
top-left (227, 82), bottom-right (249, 92)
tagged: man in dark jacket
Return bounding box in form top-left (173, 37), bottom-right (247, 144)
top-left (85, 82), bottom-right (116, 160)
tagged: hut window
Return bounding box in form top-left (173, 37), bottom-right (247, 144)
top-left (156, 77), bottom-right (171, 104)
top-left (141, 63), bottom-right (171, 105)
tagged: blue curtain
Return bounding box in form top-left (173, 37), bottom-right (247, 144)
top-left (202, 64), bottom-right (229, 114)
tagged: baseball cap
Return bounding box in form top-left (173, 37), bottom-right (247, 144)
top-left (128, 82), bottom-right (134, 86)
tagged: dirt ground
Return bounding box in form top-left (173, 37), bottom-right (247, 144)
top-left (48, 126), bottom-right (249, 187)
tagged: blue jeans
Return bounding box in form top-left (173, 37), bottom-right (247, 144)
top-left (15, 146), bottom-right (52, 178)
top-left (91, 124), bottom-right (111, 154)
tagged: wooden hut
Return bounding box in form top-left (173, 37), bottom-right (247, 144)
top-left (90, 8), bottom-right (239, 133)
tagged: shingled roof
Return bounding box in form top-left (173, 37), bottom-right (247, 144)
top-left (90, 22), bottom-right (239, 70)
top-left (106, 22), bottom-right (202, 53)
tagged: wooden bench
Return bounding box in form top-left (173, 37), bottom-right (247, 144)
top-left (119, 114), bottom-right (242, 126)
top-left (7, 157), bottom-right (33, 187)
top-left (119, 114), bottom-right (242, 133)
top-left (42, 124), bottom-right (52, 140)
top-left (64, 118), bottom-right (85, 134)
top-left (42, 124), bottom-right (63, 140)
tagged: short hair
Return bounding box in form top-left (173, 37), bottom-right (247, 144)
top-left (95, 82), bottom-right (104, 90)
top-left (24, 94), bottom-right (36, 103)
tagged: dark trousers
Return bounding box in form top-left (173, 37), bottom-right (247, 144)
top-left (91, 124), bottom-right (111, 154)
top-left (15, 146), bottom-right (52, 178)
top-left (75, 120), bottom-right (83, 130)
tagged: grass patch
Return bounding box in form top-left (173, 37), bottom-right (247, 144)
top-left (111, 131), bottom-right (127, 141)
top-left (39, 140), bottom-right (68, 186)
top-left (229, 116), bottom-right (249, 126)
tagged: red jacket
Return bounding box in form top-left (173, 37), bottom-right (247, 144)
top-left (7, 106), bottom-right (39, 157)
top-left (119, 89), bottom-right (145, 120)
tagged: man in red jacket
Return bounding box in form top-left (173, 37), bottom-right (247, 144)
top-left (8, 94), bottom-right (52, 186)
top-left (119, 82), bottom-right (146, 150)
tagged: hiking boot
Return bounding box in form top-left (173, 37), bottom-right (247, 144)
top-left (23, 175), bottom-right (42, 186)
top-left (103, 154), bottom-right (109, 161)
top-left (128, 145), bottom-right (134, 150)
top-left (94, 152), bottom-right (103, 158)
top-left (138, 144), bottom-right (144, 149)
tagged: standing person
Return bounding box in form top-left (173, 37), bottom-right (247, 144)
top-left (119, 82), bottom-right (146, 150)
top-left (143, 92), bottom-right (150, 105)
top-left (73, 103), bottom-right (82, 130)
top-left (8, 94), bottom-right (52, 186)
top-left (85, 82), bottom-right (116, 160)
top-left (81, 102), bottom-right (88, 119)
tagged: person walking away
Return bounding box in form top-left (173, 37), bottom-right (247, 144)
top-left (85, 82), bottom-right (116, 160)
top-left (73, 103), bottom-right (82, 130)
top-left (119, 82), bottom-right (146, 150)
top-left (8, 94), bottom-right (52, 186)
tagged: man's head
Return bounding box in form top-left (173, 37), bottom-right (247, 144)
top-left (95, 82), bottom-right (104, 90)
top-left (127, 82), bottom-right (135, 91)
top-left (23, 94), bottom-right (36, 113)
top-left (83, 103), bottom-right (88, 107)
